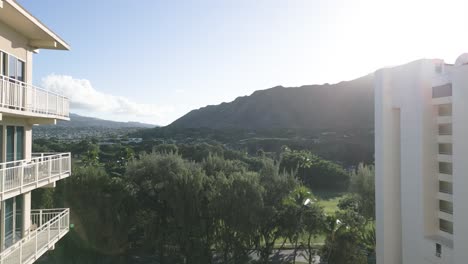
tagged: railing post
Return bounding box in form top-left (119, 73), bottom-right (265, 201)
top-left (2, 168), bottom-right (5, 194)
top-left (19, 241), bottom-right (22, 263)
top-left (48, 157), bottom-right (52, 179)
top-left (19, 163), bottom-right (23, 192)
top-left (39, 209), bottom-right (43, 226)
top-left (46, 92), bottom-right (49, 115)
top-left (35, 230), bottom-right (38, 258)
top-left (35, 161), bottom-right (39, 184)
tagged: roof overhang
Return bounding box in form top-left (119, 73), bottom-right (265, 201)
top-left (0, 0), bottom-right (70, 50)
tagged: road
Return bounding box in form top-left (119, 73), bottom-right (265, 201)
top-left (250, 249), bottom-right (321, 263)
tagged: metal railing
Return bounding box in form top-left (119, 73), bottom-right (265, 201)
top-left (439, 207), bottom-right (453, 214)
top-left (0, 75), bottom-right (69, 119)
top-left (440, 226), bottom-right (453, 235)
top-left (0, 208), bottom-right (69, 264)
top-left (439, 187), bottom-right (453, 195)
top-left (0, 153), bottom-right (71, 200)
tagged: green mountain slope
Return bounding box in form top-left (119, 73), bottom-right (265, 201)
top-left (169, 74), bottom-right (374, 131)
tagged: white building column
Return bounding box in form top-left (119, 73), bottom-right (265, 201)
top-left (22, 192), bottom-right (31, 237)
top-left (451, 65), bottom-right (468, 263)
top-left (375, 68), bottom-right (402, 264)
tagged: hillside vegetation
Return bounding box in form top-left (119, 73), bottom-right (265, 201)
top-left (170, 75), bottom-right (373, 131)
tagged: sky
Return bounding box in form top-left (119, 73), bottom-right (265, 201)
top-left (17, 0), bottom-right (468, 125)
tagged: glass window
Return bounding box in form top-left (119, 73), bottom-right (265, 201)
top-left (1, 52), bottom-right (6, 76)
top-left (16, 127), bottom-right (24, 160)
top-left (8, 55), bottom-right (16, 80)
top-left (433, 84), bottom-right (452, 98)
top-left (3, 198), bottom-right (14, 249)
top-left (15, 195), bottom-right (22, 239)
top-left (17, 60), bottom-right (24, 82)
top-left (6, 126), bottom-right (14, 162)
top-left (436, 243), bottom-right (442, 258)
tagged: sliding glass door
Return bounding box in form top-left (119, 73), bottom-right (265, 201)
top-left (1, 126), bottom-right (25, 249)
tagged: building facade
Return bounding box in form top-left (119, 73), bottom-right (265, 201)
top-left (375, 55), bottom-right (468, 264)
top-left (0, 1), bottom-right (71, 263)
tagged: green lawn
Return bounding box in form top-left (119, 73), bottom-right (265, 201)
top-left (315, 191), bottom-right (346, 215)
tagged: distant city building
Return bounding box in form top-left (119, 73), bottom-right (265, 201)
top-left (375, 55), bottom-right (468, 263)
top-left (0, 1), bottom-right (71, 263)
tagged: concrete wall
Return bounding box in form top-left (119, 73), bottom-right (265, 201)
top-left (375, 66), bottom-right (403, 264)
top-left (375, 60), bottom-right (442, 264)
top-left (451, 64), bottom-right (468, 264)
top-left (0, 20), bottom-right (33, 83)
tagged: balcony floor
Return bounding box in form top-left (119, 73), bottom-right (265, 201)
top-left (3, 228), bottom-right (67, 264)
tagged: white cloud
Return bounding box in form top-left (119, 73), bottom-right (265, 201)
top-left (41, 74), bottom-right (173, 123)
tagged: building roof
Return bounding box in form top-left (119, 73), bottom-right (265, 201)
top-left (0, 0), bottom-right (70, 50)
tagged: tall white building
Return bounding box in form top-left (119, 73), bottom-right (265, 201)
top-left (375, 54), bottom-right (468, 264)
top-left (0, 1), bottom-right (71, 263)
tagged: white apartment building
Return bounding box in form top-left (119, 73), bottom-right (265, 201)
top-left (375, 54), bottom-right (468, 264)
top-left (0, 1), bottom-right (71, 263)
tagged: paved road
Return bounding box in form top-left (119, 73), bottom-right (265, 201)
top-left (250, 249), bottom-right (321, 263)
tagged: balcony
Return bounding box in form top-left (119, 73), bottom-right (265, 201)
top-left (439, 200), bottom-right (453, 214)
top-left (0, 153), bottom-right (71, 201)
top-left (0, 208), bottom-right (69, 264)
top-left (439, 181), bottom-right (453, 195)
top-left (439, 218), bottom-right (453, 236)
top-left (0, 75), bottom-right (69, 120)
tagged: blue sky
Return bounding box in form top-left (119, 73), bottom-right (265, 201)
top-left (17, 0), bottom-right (468, 125)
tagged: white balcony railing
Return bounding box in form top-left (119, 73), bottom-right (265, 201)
top-left (0, 208), bottom-right (70, 264)
top-left (0, 153), bottom-right (71, 201)
top-left (0, 75), bottom-right (69, 119)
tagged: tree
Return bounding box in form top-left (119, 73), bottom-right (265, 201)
top-left (302, 204), bottom-right (325, 264)
top-left (212, 171), bottom-right (263, 263)
top-left (280, 150), bottom-right (350, 192)
top-left (126, 152), bottom-right (214, 263)
top-left (320, 164), bottom-right (376, 264)
top-left (82, 149), bottom-right (100, 167)
top-left (349, 163), bottom-right (375, 221)
top-left (256, 159), bottom-right (297, 264)
top-left (281, 186), bottom-right (323, 264)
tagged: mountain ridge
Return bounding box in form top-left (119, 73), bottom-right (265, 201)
top-left (55, 113), bottom-right (156, 128)
top-left (169, 74), bottom-right (374, 132)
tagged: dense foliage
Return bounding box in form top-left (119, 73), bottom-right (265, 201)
top-left (33, 139), bottom-right (375, 264)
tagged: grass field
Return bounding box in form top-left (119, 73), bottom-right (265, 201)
top-left (314, 191), bottom-right (346, 215)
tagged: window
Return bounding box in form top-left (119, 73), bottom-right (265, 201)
top-left (439, 219), bottom-right (453, 234)
top-left (2, 196), bottom-right (23, 250)
top-left (15, 127), bottom-right (24, 160)
top-left (438, 124), bottom-right (452, 136)
top-left (438, 104), bottom-right (452, 116)
top-left (439, 162), bottom-right (452, 175)
top-left (439, 181), bottom-right (453, 194)
top-left (439, 143), bottom-right (452, 155)
top-left (433, 84), bottom-right (452, 98)
top-left (439, 200), bottom-right (453, 214)
top-left (436, 243), bottom-right (442, 258)
top-left (0, 53), bottom-right (26, 81)
top-left (0, 52), bottom-right (6, 76)
top-left (0, 52), bottom-right (4, 76)
top-left (5, 126), bottom-right (24, 162)
top-left (17, 60), bottom-right (24, 82)
top-left (6, 126), bottom-right (15, 162)
top-left (8, 55), bottom-right (16, 80)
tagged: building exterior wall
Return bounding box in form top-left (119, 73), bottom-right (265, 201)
top-left (451, 65), bottom-right (468, 264)
top-left (375, 59), bottom-right (468, 264)
top-left (0, 1), bottom-right (71, 262)
top-left (0, 21), bottom-right (33, 83)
